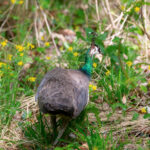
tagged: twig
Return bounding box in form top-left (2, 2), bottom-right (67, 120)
top-left (95, 0), bottom-right (101, 31)
top-left (119, 14), bottom-right (128, 30)
top-left (35, 0), bottom-right (60, 56)
top-left (101, 0), bottom-right (108, 15)
top-left (6, 22), bottom-right (14, 38)
top-left (104, 0), bottom-right (116, 29)
top-left (34, 6), bottom-right (40, 46)
top-left (116, 12), bottom-right (124, 28)
top-left (25, 0), bottom-right (28, 10)
top-left (41, 11), bottom-right (61, 56)
top-left (0, 5), bottom-right (15, 33)
top-left (141, 5), bottom-right (150, 62)
top-left (23, 23), bottom-right (34, 44)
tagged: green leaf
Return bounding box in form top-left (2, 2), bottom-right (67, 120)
top-left (140, 85), bottom-right (147, 93)
top-left (12, 16), bottom-right (20, 20)
top-left (112, 37), bottom-right (121, 43)
top-left (112, 103), bottom-right (127, 111)
top-left (76, 32), bottom-right (85, 41)
top-left (143, 113), bottom-right (150, 119)
top-left (37, 47), bottom-right (45, 53)
top-left (98, 32), bottom-right (108, 41)
top-left (132, 112), bottom-right (139, 120)
top-left (128, 26), bottom-right (143, 35)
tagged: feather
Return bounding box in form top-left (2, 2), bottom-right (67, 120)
top-left (35, 68), bottom-right (90, 118)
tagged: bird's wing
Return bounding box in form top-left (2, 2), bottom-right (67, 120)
top-left (68, 70), bottom-right (90, 118)
top-left (35, 68), bottom-right (77, 116)
top-left (35, 67), bottom-right (63, 102)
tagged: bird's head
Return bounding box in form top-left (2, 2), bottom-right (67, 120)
top-left (89, 44), bottom-right (101, 57)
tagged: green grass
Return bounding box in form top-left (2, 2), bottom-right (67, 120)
top-left (0, 0), bottom-right (150, 149)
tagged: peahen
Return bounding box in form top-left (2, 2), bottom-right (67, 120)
top-left (35, 43), bottom-right (101, 145)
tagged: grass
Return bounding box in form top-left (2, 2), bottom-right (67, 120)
top-left (0, 0), bottom-right (150, 149)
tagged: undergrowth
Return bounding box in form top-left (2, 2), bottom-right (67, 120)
top-left (0, 0), bottom-right (150, 149)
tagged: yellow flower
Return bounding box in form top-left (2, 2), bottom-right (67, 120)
top-left (0, 62), bottom-right (6, 68)
top-left (148, 80), bottom-right (150, 85)
top-left (28, 77), bottom-right (36, 82)
top-left (10, 73), bottom-right (14, 76)
top-left (121, 5), bottom-right (125, 11)
top-left (17, 61), bottom-right (23, 66)
top-left (40, 6), bottom-right (43, 10)
top-left (19, 0), bottom-right (24, 4)
top-left (75, 26), bottom-right (79, 32)
top-left (60, 46), bottom-right (64, 51)
top-left (148, 65), bottom-right (150, 70)
top-left (20, 53), bottom-right (24, 56)
top-left (105, 70), bottom-right (110, 76)
top-left (27, 43), bottom-right (35, 49)
top-left (0, 71), bottom-right (3, 77)
top-left (27, 43), bottom-right (30, 48)
top-left (16, 45), bottom-right (24, 52)
top-left (11, 0), bottom-right (16, 4)
top-left (93, 63), bottom-right (97, 68)
top-left (126, 61), bottom-right (132, 67)
top-left (89, 84), bottom-right (93, 88)
top-left (45, 42), bottom-right (50, 47)
top-left (30, 44), bottom-right (35, 49)
top-left (68, 46), bottom-right (73, 52)
top-left (92, 85), bottom-right (97, 91)
top-left (89, 84), bottom-right (97, 91)
top-left (41, 36), bottom-right (44, 41)
top-left (46, 56), bottom-right (51, 60)
top-left (93, 146), bottom-right (98, 150)
top-left (134, 7), bottom-right (140, 13)
top-left (73, 52), bottom-right (79, 57)
top-left (140, 107), bottom-right (147, 114)
top-left (1, 40), bottom-right (7, 47)
top-left (7, 54), bottom-right (12, 61)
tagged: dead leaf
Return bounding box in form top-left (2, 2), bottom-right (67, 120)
top-left (122, 95), bottom-right (127, 104)
top-left (78, 143), bottom-right (89, 150)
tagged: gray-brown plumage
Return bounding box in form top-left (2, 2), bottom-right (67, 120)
top-left (35, 68), bottom-right (90, 118)
top-left (35, 44), bottom-right (100, 145)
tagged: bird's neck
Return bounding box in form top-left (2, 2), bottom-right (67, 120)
top-left (81, 50), bottom-right (93, 77)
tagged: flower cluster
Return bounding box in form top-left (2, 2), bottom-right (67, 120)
top-left (126, 61), bottom-right (132, 67)
top-left (0, 62), bottom-right (6, 68)
top-left (7, 54), bottom-right (13, 61)
top-left (93, 63), bottom-right (97, 68)
top-left (0, 40), bottom-right (8, 48)
top-left (105, 70), bottom-right (110, 76)
top-left (134, 7), bottom-right (140, 13)
top-left (16, 45), bottom-right (24, 52)
top-left (28, 77), bottom-right (36, 82)
top-left (89, 84), bottom-right (97, 91)
top-left (11, 0), bottom-right (24, 4)
top-left (46, 56), bottom-right (51, 60)
top-left (27, 43), bottom-right (35, 49)
top-left (45, 42), bottom-right (50, 47)
top-left (73, 52), bottom-right (79, 57)
top-left (17, 61), bottom-right (23, 66)
top-left (68, 46), bottom-right (73, 52)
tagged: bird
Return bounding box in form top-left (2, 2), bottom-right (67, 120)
top-left (35, 42), bottom-right (101, 145)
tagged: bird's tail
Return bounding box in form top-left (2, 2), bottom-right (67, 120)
top-left (42, 103), bottom-right (74, 117)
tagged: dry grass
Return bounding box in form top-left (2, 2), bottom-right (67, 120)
top-left (0, 95), bottom-right (150, 150)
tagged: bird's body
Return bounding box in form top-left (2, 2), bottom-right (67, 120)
top-left (35, 67), bottom-right (90, 118)
top-left (35, 44), bottom-right (100, 145)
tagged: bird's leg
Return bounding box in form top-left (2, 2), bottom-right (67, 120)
top-left (53, 119), bottom-right (69, 146)
top-left (50, 115), bottom-right (57, 140)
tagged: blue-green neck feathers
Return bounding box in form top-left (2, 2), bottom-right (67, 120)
top-left (81, 49), bottom-right (93, 77)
